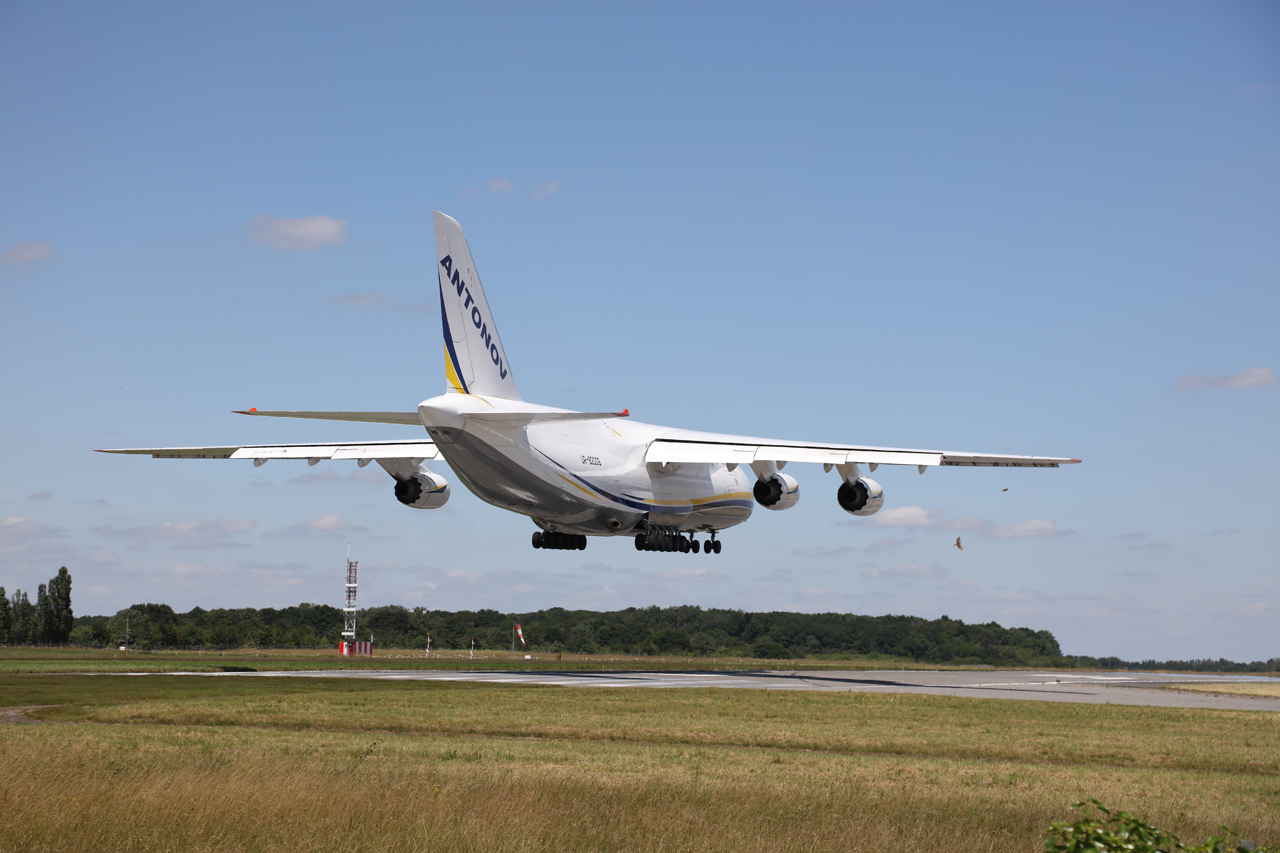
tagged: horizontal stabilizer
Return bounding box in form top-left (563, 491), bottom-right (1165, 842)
top-left (466, 410), bottom-right (629, 425)
top-left (234, 410), bottom-right (421, 425)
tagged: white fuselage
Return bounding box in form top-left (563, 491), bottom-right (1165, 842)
top-left (417, 393), bottom-right (754, 536)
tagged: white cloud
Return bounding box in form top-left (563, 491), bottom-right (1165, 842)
top-left (862, 562), bottom-right (950, 580)
top-left (532, 180), bottom-right (559, 199)
top-left (0, 516), bottom-right (67, 555)
top-left (650, 567), bottom-right (730, 582)
top-left (981, 519), bottom-right (1068, 539)
top-left (488, 178), bottom-right (513, 194)
top-left (789, 545), bottom-right (857, 558)
top-left (92, 519), bottom-right (255, 550)
top-left (865, 505), bottom-right (991, 532)
top-left (28, 491), bottom-right (53, 501)
top-left (249, 215), bottom-right (347, 250)
top-left (866, 505), bottom-right (944, 528)
top-left (261, 513), bottom-right (367, 539)
top-left (865, 537), bottom-right (903, 553)
top-left (1237, 602), bottom-right (1271, 617)
top-left (289, 469), bottom-right (385, 485)
top-left (2, 241), bottom-right (53, 264)
top-left (162, 561), bottom-right (224, 577)
top-left (942, 516), bottom-right (987, 532)
top-left (1175, 367), bottom-right (1276, 391)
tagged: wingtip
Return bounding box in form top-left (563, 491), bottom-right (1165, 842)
top-left (620, 408), bottom-right (630, 417)
top-left (233, 408), bottom-right (259, 415)
top-left (1070, 458), bottom-right (1082, 463)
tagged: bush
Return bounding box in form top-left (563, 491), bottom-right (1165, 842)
top-left (751, 641), bottom-right (791, 659)
top-left (1047, 800), bottom-right (1273, 853)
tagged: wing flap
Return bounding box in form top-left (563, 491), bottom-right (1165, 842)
top-left (846, 450), bottom-right (944, 466)
top-left (645, 439), bottom-right (1075, 469)
top-left (940, 452), bottom-right (1078, 468)
top-left (99, 439), bottom-right (439, 461)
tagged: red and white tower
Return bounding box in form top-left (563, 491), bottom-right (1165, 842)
top-left (342, 546), bottom-right (358, 646)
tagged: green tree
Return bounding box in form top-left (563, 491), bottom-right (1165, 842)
top-left (33, 583), bottom-right (50, 643)
top-left (48, 567), bottom-right (73, 642)
top-left (0, 586), bottom-right (10, 644)
top-left (108, 608), bottom-right (144, 648)
top-left (10, 590), bottom-right (33, 644)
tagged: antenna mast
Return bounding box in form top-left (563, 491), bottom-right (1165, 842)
top-left (342, 543), bottom-right (358, 643)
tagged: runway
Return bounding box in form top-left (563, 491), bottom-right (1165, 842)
top-left (169, 668), bottom-right (1280, 712)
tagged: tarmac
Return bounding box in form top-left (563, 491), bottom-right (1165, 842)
top-left (167, 667), bottom-right (1280, 712)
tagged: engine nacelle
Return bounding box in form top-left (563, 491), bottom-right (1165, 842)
top-left (393, 471), bottom-right (450, 509)
top-left (837, 477), bottom-right (883, 517)
top-left (753, 472), bottom-right (800, 511)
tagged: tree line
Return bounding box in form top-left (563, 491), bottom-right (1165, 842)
top-left (59, 600), bottom-right (1070, 665)
top-left (4, 571), bottom-right (1274, 671)
top-left (0, 567), bottom-right (74, 644)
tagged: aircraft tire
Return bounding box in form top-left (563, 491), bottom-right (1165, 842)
top-left (577, 535), bottom-right (587, 550)
top-left (713, 540), bottom-right (722, 554)
top-left (635, 534), bottom-right (646, 551)
top-left (532, 532), bottom-right (543, 549)
top-left (691, 539), bottom-right (700, 553)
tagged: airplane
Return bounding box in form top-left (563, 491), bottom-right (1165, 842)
top-left (101, 212), bottom-right (1080, 555)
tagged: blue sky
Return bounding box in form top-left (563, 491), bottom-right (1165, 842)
top-left (2, 2), bottom-right (1277, 661)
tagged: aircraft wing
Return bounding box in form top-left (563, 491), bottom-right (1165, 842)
top-left (645, 434), bottom-right (1078, 470)
top-left (233, 410), bottom-right (422, 425)
top-left (97, 439), bottom-right (440, 462)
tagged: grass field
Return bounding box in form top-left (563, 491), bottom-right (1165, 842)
top-left (2, 672), bottom-right (1278, 852)
top-left (1163, 682), bottom-right (1280, 700)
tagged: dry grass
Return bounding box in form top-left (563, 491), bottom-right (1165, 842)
top-left (1, 675), bottom-right (1278, 852)
top-left (1162, 682), bottom-right (1280, 700)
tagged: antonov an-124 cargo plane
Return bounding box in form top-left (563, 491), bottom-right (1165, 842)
top-left (102, 212), bottom-right (1080, 555)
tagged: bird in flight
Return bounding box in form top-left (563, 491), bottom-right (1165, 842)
top-left (1002, 488), bottom-right (1008, 492)
top-left (954, 537), bottom-right (963, 550)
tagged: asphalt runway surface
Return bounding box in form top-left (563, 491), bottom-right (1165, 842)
top-left (164, 668), bottom-right (1280, 712)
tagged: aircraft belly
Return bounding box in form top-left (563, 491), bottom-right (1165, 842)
top-left (429, 427), bottom-right (586, 517)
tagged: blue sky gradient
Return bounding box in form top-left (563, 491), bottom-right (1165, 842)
top-left (2, 2), bottom-right (1277, 660)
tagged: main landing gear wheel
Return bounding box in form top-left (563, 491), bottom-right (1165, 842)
top-left (691, 539), bottom-right (700, 554)
top-left (533, 531), bottom-right (586, 550)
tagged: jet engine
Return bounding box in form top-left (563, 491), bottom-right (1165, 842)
top-left (753, 472), bottom-right (800, 511)
top-left (393, 470), bottom-right (450, 509)
top-left (837, 477), bottom-right (883, 517)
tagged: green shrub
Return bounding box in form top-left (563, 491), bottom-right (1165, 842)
top-left (1047, 800), bottom-right (1272, 853)
top-left (751, 641), bottom-right (791, 659)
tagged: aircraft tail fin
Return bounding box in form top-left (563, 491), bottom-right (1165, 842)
top-left (433, 211), bottom-right (521, 400)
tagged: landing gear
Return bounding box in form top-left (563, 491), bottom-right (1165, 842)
top-left (533, 531), bottom-right (586, 550)
top-left (636, 530), bottom-right (723, 554)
